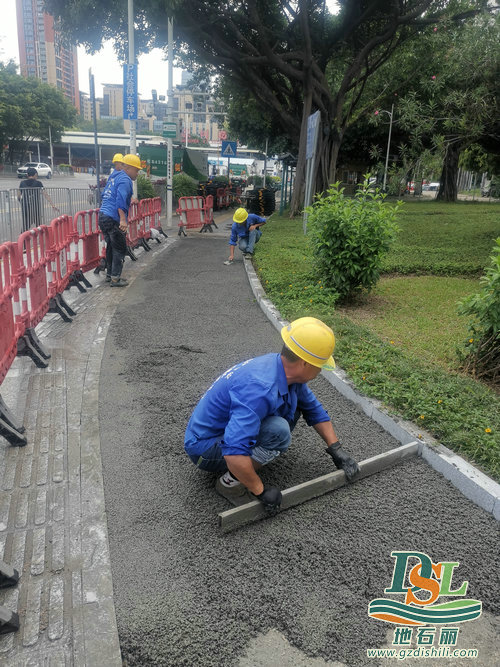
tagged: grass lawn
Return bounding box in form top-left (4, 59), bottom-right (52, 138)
top-left (255, 200), bottom-right (500, 480)
top-left (337, 276), bottom-right (479, 369)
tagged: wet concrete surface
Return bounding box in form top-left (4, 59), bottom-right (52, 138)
top-left (99, 235), bottom-right (499, 666)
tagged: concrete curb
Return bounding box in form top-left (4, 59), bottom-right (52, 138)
top-left (244, 258), bottom-right (500, 521)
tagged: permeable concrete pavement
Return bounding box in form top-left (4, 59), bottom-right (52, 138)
top-left (0, 214), bottom-right (498, 665)
top-left (98, 227), bottom-right (499, 666)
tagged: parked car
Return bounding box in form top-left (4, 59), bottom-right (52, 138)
top-left (427, 182), bottom-right (440, 191)
top-left (17, 162), bottom-right (52, 179)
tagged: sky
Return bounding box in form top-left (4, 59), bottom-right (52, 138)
top-left (0, 0), bottom-right (182, 98)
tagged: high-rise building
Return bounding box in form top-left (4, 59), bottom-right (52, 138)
top-left (79, 92), bottom-right (102, 122)
top-left (16, 0), bottom-right (80, 111)
top-left (102, 83), bottom-right (123, 119)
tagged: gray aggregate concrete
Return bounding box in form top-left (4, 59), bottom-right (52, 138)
top-left (99, 233), bottom-right (500, 666)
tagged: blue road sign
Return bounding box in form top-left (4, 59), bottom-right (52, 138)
top-left (221, 141), bottom-right (237, 157)
top-left (123, 64), bottom-right (138, 120)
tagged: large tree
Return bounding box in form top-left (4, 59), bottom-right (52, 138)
top-left (0, 61), bottom-right (77, 162)
top-left (393, 11), bottom-right (500, 201)
top-left (46, 0), bottom-right (486, 212)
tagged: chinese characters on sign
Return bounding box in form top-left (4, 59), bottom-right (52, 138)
top-left (123, 64), bottom-right (138, 120)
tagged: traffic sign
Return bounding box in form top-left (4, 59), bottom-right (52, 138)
top-left (123, 64), bottom-right (138, 120)
top-left (306, 110), bottom-right (320, 160)
top-left (162, 122), bottom-right (177, 138)
top-left (221, 141), bottom-right (237, 157)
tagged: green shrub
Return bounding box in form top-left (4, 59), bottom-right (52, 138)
top-left (307, 179), bottom-right (402, 303)
top-left (212, 175), bottom-right (229, 185)
top-left (247, 175), bottom-right (263, 187)
top-left (458, 238), bottom-right (500, 384)
top-left (137, 173), bottom-right (155, 200)
top-left (173, 172), bottom-right (198, 199)
top-left (58, 164), bottom-right (74, 174)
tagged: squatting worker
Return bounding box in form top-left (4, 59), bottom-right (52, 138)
top-left (184, 317), bottom-right (360, 512)
top-left (98, 153), bottom-right (142, 287)
top-left (224, 207), bottom-right (266, 265)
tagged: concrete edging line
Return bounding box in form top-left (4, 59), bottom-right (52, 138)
top-left (243, 257), bottom-right (500, 522)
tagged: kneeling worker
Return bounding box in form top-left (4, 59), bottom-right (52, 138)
top-left (224, 207), bottom-right (266, 264)
top-left (184, 317), bottom-right (360, 512)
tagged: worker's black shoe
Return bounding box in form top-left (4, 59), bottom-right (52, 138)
top-left (110, 277), bottom-right (129, 287)
top-left (215, 478), bottom-right (254, 507)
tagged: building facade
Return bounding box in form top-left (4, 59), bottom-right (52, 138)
top-left (102, 83), bottom-right (123, 119)
top-left (16, 0), bottom-right (80, 111)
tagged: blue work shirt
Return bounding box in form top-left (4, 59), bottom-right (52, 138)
top-left (229, 214), bottom-right (266, 246)
top-left (99, 170), bottom-right (133, 222)
top-left (184, 353), bottom-right (330, 457)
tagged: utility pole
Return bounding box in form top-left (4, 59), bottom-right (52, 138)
top-left (263, 137), bottom-right (268, 188)
top-left (127, 0), bottom-right (137, 196)
top-left (375, 104), bottom-right (394, 192)
top-left (89, 69), bottom-right (100, 201)
top-left (48, 125), bottom-right (54, 170)
top-left (166, 17), bottom-right (173, 228)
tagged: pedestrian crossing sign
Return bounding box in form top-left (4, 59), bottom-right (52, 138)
top-left (221, 141), bottom-right (237, 157)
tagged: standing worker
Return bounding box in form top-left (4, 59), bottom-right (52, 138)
top-left (184, 317), bottom-right (360, 512)
top-left (18, 167), bottom-right (59, 231)
top-left (98, 153), bottom-right (142, 287)
top-left (109, 153), bottom-right (125, 179)
top-left (224, 207), bottom-right (266, 264)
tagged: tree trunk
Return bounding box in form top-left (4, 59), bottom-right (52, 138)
top-left (290, 113), bottom-right (342, 216)
top-left (436, 141), bottom-right (462, 202)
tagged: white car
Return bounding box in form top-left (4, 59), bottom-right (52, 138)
top-left (17, 162), bottom-right (52, 179)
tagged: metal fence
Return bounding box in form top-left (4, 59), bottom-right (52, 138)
top-left (0, 187), bottom-right (98, 243)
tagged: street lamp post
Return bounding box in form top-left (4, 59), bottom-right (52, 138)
top-left (375, 103), bottom-right (394, 192)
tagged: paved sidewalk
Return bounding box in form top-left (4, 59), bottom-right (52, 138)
top-left (0, 226), bottom-right (178, 665)
top-left (0, 207), bottom-right (498, 665)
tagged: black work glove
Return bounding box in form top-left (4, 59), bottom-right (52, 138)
top-left (326, 442), bottom-right (360, 481)
top-left (255, 486), bottom-right (282, 515)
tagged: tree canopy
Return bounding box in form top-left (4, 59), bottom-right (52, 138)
top-left (393, 12), bottom-right (500, 200)
top-left (46, 0), bottom-right (490, 210)
top-left (0, 61), bottom-right (77, 162)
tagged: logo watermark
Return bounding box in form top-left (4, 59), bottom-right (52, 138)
top-left (367, 551), bottom-right (481, 660)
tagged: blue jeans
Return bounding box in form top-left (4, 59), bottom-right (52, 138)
top-left (188, 415), bottom-right (295, 473)
top-left (99, 215), bottom-right (127, 278)
top-left (238, 229), bottom-right (262, 254)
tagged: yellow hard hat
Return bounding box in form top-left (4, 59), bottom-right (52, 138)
top-left (233, 207), bottom-right (248, 224)
top-left (281, 317), bottom-right (336, 370)
top-left (112, 153), bottom-right (124, 164)
top-left (122, 154), bottom-right (142, 169)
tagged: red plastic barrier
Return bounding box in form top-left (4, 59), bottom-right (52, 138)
top-left (216, 188), bottom-right (226, 210)
top-left (177, 196), bottom-right (205, 233)
top-left (72, 209), bottom-right (102, 273)
top-left (151, 197), bottom-right (162, 230)
top-left (47, 215), bottom-right (73, 296)
top-left (0, 243), bottom-right (18, 384)
top-left (138, 198), bottom-right (153, 242)
top-left (127, 201), bottom-right (141, 250)
top-left (16, 227), bottom-right (51, 330)
top-left (203, 195), bottom-right (214, 226)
